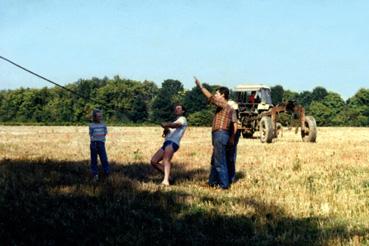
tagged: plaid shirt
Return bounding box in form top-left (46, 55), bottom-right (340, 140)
top-left (209, 96), bottom-right (237, 132)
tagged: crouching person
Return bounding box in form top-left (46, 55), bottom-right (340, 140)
top-left (151, 105), bottom-right (188, 186)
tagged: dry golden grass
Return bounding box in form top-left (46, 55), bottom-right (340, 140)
top-left (1, 126), bottom-right (369, 244)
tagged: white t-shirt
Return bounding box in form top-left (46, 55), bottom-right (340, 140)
top-left (165, 116), bottom-right (188, 146)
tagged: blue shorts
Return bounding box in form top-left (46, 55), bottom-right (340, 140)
top-left (161, 140), bottom-right (179, 152)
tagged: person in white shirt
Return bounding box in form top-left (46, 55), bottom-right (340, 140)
top-left (150, 105), bottom-right (188, 186)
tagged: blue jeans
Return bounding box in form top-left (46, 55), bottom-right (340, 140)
top-left (226, 130), bottom-right (241, 183)
top-left (90, 141), bottom-right (110, 176)
top-left (209, 130), bottom-right (230, 189)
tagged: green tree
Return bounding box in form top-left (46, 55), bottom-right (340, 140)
top-left (96, 78), bottom-right (138, 122)
top-left (187, 109), bottom-right (213, 126)
top-left (311, 86), bottom-right (328, 102)
top-left (45, 88), bottom-right (74, 123)
top-left (325, 92), bottom-right (345, 126)
top-left (0, 91), bottom-right (4, 121)
top-left (271, 85), bottom-right (284, 105)
top-left (161, 79), bottom-right (184, 98)
top-left (151, 90), bottom-right (174, 123)
top-left (283, 90), bottom-right (299, 102)
top-left (308, 101), bottom-right (330, 126)
top-left (308, 92), bottom-right (345, 126)
top-left (344, 89), bottom-right (369, 126)
top-left (183, 84), bottom-right (213, 114)
top-left (2, 88), bottom-right (26, 121)
top-left (17, 88), bottom-right (51, 122)
top-left (151, 79), bottom-right (184, 122)
top-left (297, 91), bottom-right (313, 108)
top-left (130, 94), bottom-right (148, 123)
top-left (141, 80), bottom-right (159, 102)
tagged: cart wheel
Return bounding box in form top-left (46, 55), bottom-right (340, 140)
top-left (259, 116), bottom-right (273, 143)
top-left (301, 116), bottom-right (317, 142)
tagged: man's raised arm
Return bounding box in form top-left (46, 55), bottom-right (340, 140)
top-left (194, 76), bottom-right (212, 99)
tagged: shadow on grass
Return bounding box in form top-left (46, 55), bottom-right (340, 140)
top-left (0, 158), bottom-right (367, 245)
top-left (118, 161), bottom-right (209, 184)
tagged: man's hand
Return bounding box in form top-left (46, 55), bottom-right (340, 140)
top-left (194, 76), bottom-right (212, 99)
top-left (162, 128), bottom-right (170, 138)
top-left (194, 76), bottom-right (202, 88)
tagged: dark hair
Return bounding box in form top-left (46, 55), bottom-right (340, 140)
top-left (175, 104), bottom-right (186, 116)
top-left (92, 109), bottom-right (102, 118)
top-left (217, 87), bottom-right (229, 100)
top-left (92, 109), bottom-right (103, 122)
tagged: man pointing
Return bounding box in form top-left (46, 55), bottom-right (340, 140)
top-left (194, 77), bottom-right (237, 189)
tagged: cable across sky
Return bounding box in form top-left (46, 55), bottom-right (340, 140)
top-left (0, 55), bottom-right (123, 114)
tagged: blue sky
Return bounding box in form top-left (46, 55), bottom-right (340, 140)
top-left (0, 0), bottom-right (368, 100)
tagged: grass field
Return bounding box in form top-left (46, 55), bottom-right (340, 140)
top-left (1, 126), bottom-right (369, 245)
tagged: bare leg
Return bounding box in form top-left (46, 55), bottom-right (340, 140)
top-left (151, 148), bottom-right (164, 173)
top-left (162, 146), bottom-right (175, 186)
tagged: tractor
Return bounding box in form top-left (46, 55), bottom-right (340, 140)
top-left (233, 84), bottom-right (317, 143)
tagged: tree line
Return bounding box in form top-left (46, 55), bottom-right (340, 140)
top-left (0, 76), bottom-right (368, 126)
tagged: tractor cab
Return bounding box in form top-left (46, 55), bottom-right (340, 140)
top-left (233, 84), bottom-right (273, 114)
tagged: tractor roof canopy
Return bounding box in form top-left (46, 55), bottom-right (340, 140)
top-left (234, 84), bottom-right (271, 92)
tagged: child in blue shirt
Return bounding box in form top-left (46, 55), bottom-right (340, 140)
top-left (89, 109), bottom-right (110, 181)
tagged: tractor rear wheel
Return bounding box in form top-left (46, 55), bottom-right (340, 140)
top-left (301, 116), bottom-right (317, 142)
top-left (259, 116), bottom-right (273, 143)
